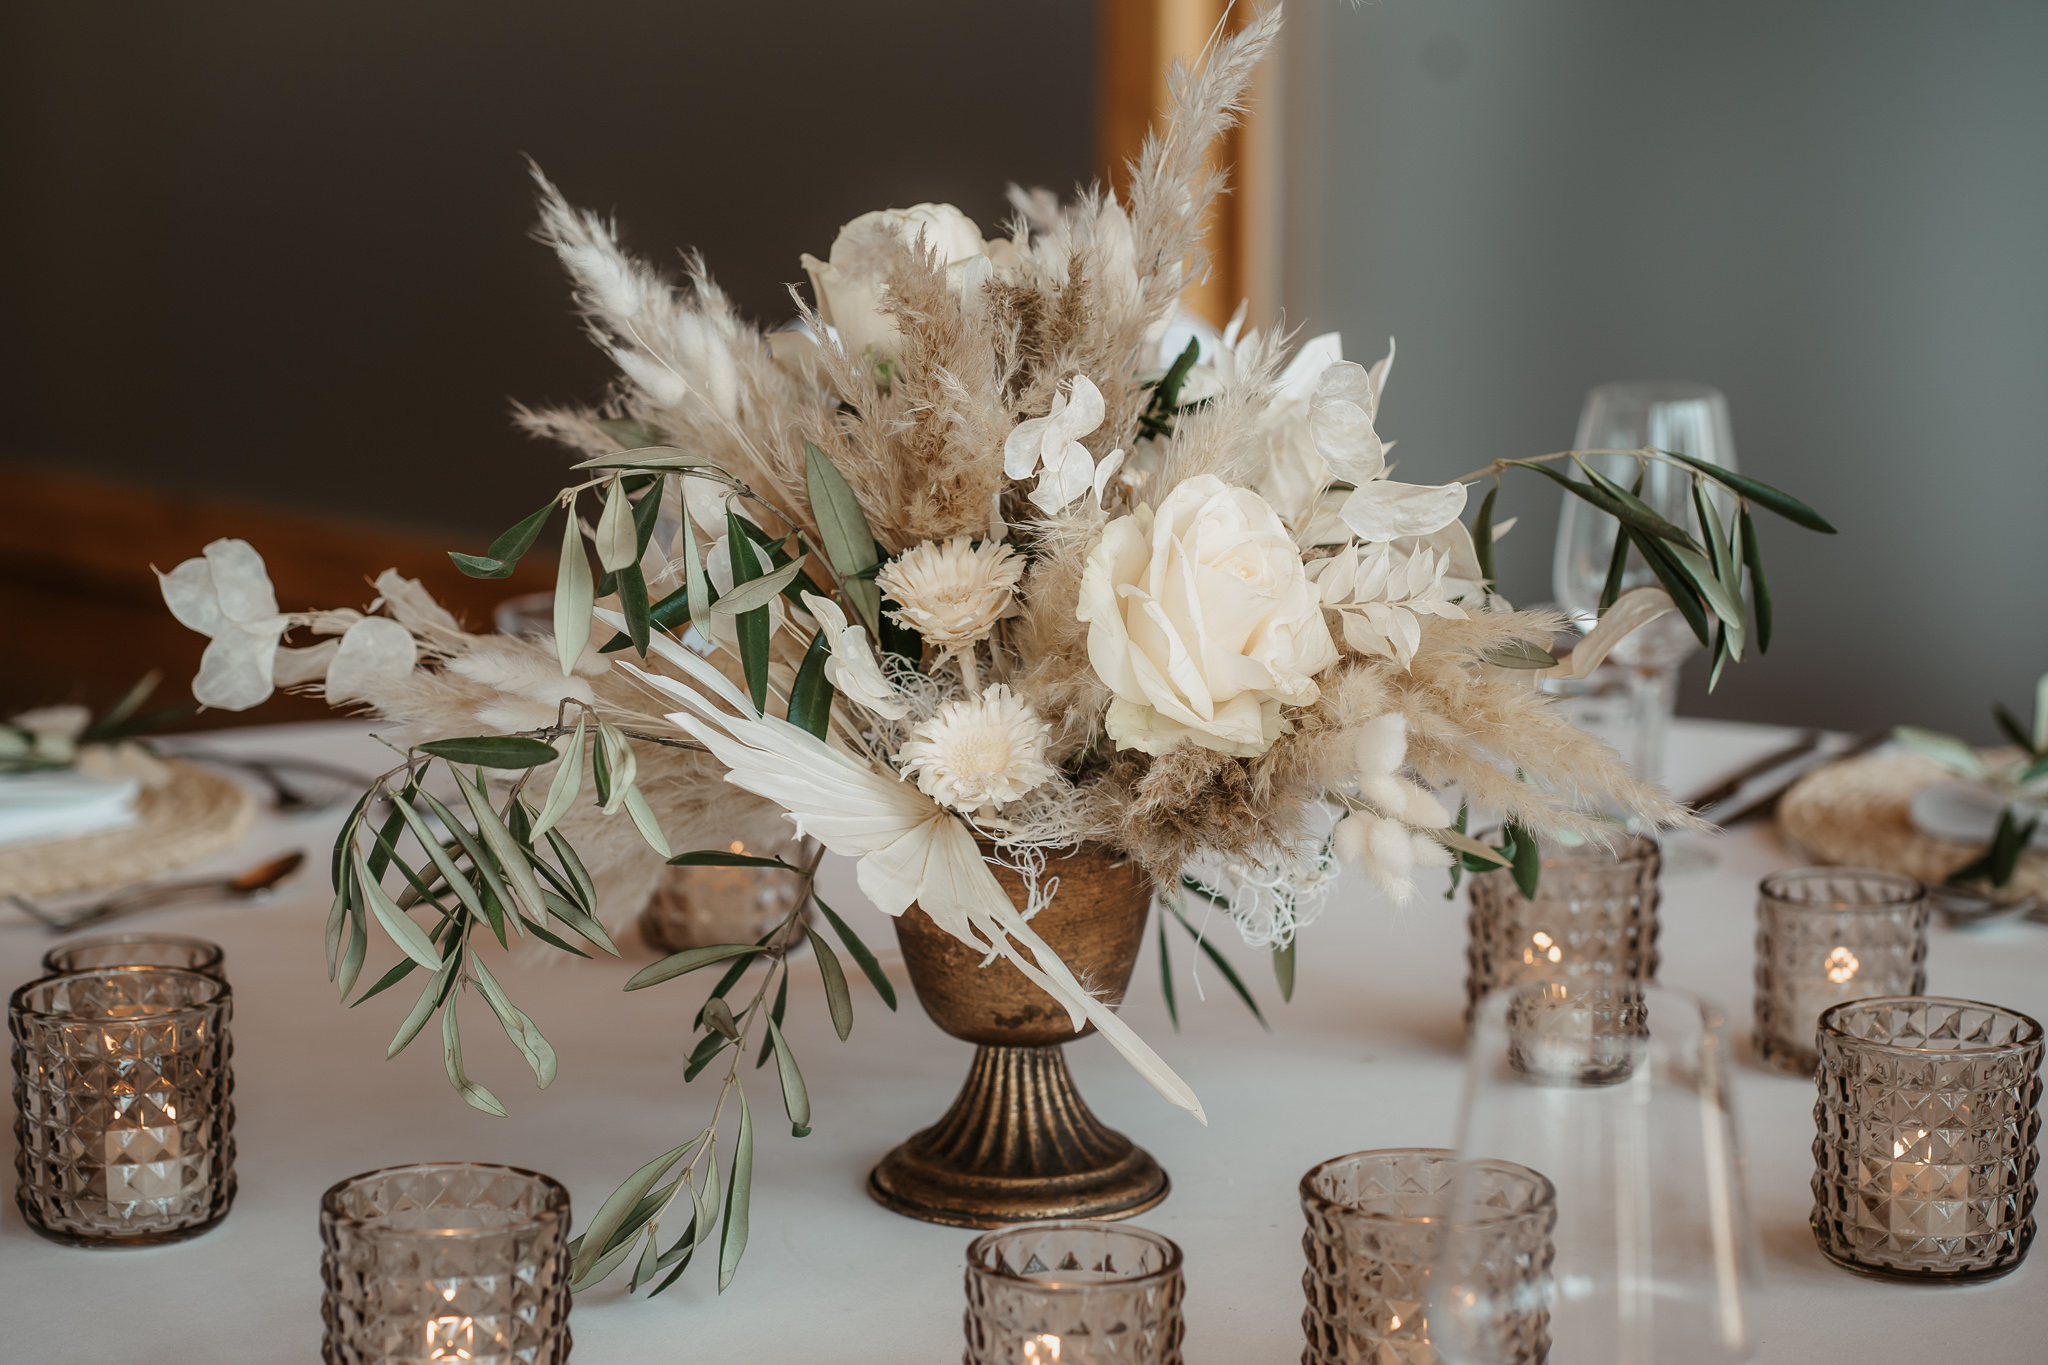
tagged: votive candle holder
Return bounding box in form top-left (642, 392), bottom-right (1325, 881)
top-left (45, 932), bottom-right (227, 982)
top-left (1812, 996), bottom-right (2042, 1281)
top-left (1464, 832), bottom-right (1660, 1022)
top-left (320, 1162), bottom-right (573, 1365)
top-left (10, 965), bottom-right (236, 1245)
top-left (1754, 868), bottom-right (1926, 1075)
top-left (1300, 1149), bottom-right (1555, 1365)
top-left (965, 1220), bottom-right (1184, 1365)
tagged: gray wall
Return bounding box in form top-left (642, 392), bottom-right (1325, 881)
top-left (1, 1), bottom-right (1095, 537)
top-left (1280, 0), bottom-right (2048, 740)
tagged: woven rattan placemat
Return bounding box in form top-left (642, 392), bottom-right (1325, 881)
top-left (0, 759), bottom-right (256, 898)
top-left (1777, 751), bottom-right (2048, 900)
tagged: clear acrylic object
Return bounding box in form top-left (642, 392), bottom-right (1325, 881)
top-left (1431, 983), bottom-right (1759, 1365)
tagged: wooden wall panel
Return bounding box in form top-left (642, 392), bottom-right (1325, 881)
top-left (0, 461), bottom-right (555, 729)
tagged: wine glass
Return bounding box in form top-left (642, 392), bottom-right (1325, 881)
top-left (1429, 982), bottom-right (1760, 1365)
top-left (1550, 382), bottom-right (1737, 792)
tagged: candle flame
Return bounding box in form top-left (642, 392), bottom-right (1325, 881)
top-left (1824, 946), bottom-right (1859, 985)
top-left (427, 1315), bottom-right (475, 1361)
top-left (1023, 1334), bottom-right (1061, 1362)
top-left (730, 840), bottom-right (746, 854)
top-left (1524, 930), bottom-right (1562, 965)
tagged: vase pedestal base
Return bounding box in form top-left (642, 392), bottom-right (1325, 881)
top-left (867, 1043), bottom-right (1170, 1230)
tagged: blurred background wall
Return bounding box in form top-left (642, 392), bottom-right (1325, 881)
top-left (1, 0), bottom-right (1096, 536)
top-left (1274, 0), bottom-right (2048, 738)
top-left (4, 0), bottom-right (2042, 741)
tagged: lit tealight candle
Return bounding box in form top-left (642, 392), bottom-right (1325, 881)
top-left (1021, 1334), bottom-right (1061, 1362)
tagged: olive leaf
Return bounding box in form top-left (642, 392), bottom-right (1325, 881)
top-left (805, 924), bottom-right (854, 1040)
top-left (553, 500), bottom-right (594, 676)
top-left (442, 999), bottom-right (508, 1117)
top-left (450, 500), bottom-right (555, 579)
top-left (1892, 726), bottom-right (1987, 779)
top-left (528, 718), bottom-right (586, 841)
top-left (804, 441), bottom-right (882, 634)
top-left (626, 943), bottom-right (770, 992)
top-left (765, 1015), bottom-right (811, 1137)
top-left (725, 507), bottom-right (773, 712)
top-left (594, 479), bottom-right (638, 572)
top-left (417, 736), bottom-right (562, 769)
top-left (1163, 891), bottom-right (1267, 1028)
top-left (1652, 448), bottom-right (1837, 534)
top-left (711, 559), bottom-right (807, 616)
top-left (571, 1139), bottom-right (698, 1284)
top-left (622, 784), bottom-right (673, 858)
top-left (470, 950), bottom-right (557, 1087)
top-left (1483, 639), bottom-right (1558, 670)
top-left (1471, 482), bottom-right (1499, 588)
top-left (352, 848), bottom-right (442, 970)
top-left (812, 893), bottom-right (896, 1010)
top-left (717, 1087), bottom-right (755, 1291)
top-left (387, 946), bottom-right (460, 1059)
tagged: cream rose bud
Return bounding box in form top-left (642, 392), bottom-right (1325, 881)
top-left (799, 203), bottom-right (1008, 363)
top-left (1078, 475), bottom-right (1339, 758)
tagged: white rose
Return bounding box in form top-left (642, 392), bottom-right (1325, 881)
top-left (1077, 475), bottom-right (1339, 758)
top-left (799, 203), bottom-right (1016, 364)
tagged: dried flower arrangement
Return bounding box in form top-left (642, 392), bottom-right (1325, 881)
top-left (155, 9), bottom-right (1832, 1296)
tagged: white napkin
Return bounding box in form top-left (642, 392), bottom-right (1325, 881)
top-left (0, 770), bottom-right (142, 849)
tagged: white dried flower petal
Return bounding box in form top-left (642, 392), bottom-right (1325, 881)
top-left (194, 624), bottom-right (281, 711)
top-left (896, 684), bottom-right (1055, 813)
top-left (157, 557), bottom-right (227, 636)
top-left (271, 640), bottom-right (342, 686)
top-left (10, 705), bottom-right (91, 742)
top-left (876, 537), bottom-right (1025, 649)
top-left (325, 617), bottom-right (418, 703)
top-left (802, 592), bottom-right (908, 720)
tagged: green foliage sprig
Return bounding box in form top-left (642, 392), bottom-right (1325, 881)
top-left (1471, 446), bottom-right (1835, 691)
top-left (1895, 671), bottom-right (2048, 892)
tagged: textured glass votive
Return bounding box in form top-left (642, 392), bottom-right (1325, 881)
top-left (1754, 868), bottom-right (1927, 1075)
top-left (1812, 996), bottom-right (2043, 1281)
top-left (10, 966), bottom-right (236, 1245)
top-left (1503, 981), bottom-right (1648, 1087)
top-left (1464, 833), bottom-right (1660, 1021)
top-left (639, 836), bottom-right (814, 954)
top-left (45, 933), bottom-right (227, 982)
top-left (1300, 1149), bottom-right (1555, 1365)
top-left (320, 1163), bottom-right (573, 1365)
top-left (965, 1221), bottom-right (1184, 1365)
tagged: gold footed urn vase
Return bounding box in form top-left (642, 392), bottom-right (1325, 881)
top-left (867, 842), bottom-right (1170, 1229)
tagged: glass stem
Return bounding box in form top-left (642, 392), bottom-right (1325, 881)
top-left (1627, 664), bottom-right (1678, 791)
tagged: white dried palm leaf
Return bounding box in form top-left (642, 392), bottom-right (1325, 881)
top-left (609, 625), bottom-right (1205, 1123)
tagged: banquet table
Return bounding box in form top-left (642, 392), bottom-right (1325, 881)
top-left (2, 717), bottom-right (2040, 1363)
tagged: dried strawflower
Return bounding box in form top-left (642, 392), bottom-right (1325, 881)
top-left (896, 684), bottom-right (1055, 813)
top-left (877, 536), bottom-right (1025, 650)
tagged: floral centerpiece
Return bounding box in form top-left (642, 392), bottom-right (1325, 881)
top-left (155, 11), bottom-right (1831, 1294)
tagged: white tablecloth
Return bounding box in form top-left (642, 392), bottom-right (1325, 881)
top-left (2, 719), bottom-right (2040, 1363)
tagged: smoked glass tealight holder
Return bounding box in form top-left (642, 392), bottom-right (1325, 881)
top-left (639, 836), bottom-right (815, 954)
top-left (1300, 1148), bottom-right (1555, 1365)
top-left (45, 933), bottom-right (227, 982)
top-left (10, 965), bottom-right (236, 1245)
top-left (1754, 868), bottom-right (1927, 1075)
top-left (1464, 833), bottom-right (1660, 1022)
top-left (1811, 996), bottom-right (2042, 1281)
top-left (964, 1221), bottom-right (1185, 1365)
top-left (320, 1162), bottom-right (573, 1365)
